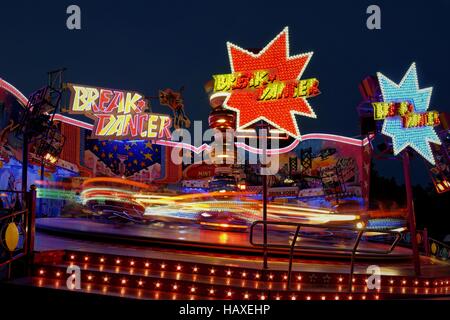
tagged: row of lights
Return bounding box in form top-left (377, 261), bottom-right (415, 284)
top-left (70, 254), bottom-right (449, 286)
top-left (387, 286), bottom-right (449, 295)
top-left (38, 274), bottom-right (386, 300)
top-left (63, 265), bottom-right (291, 290)
top-left (339, 277), bottom-right (449, 287)
top-left (388, 278), bottom-right (450, 287)
top-left (43, 271), bottom-right (450, 301)
top-left (68, 254), bottom-right (450, 287)
top-left (41, 267), bottom-right (450, 299)
top-left (69, 254), bottom-right (299, 281)
top-left (47, 276), bottom-right (409, 301)
top-left (73, 254), bottom-right (358, 284)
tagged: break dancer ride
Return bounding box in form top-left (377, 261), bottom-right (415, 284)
top-left (0, 27), bottom-right (449, 301)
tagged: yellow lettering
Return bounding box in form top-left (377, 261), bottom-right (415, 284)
top-left (398, 102), bottom-right (409, 116)
top-left (295, 80), bottom-right (308, 98)
top-left (116, 91), bottom-right (125, 113)
top-left (250, 71), bottom-right (269, 87)
top-left (106, 114), bottom-right (126, 137)
top-left (259, 82), bottom-right (285, 100)
top-left (146, 115), bottom-right (159, 138)
top-left (72, 86), bottom-right (88, 111)
top-left (372, 102), bottom-right (389, 120)
top-left (86, 88), bottom-right (99, 111)
top-left (124, 92), bottom-right (142, 114)
top-left (213, 74), bottom-right (236, 92)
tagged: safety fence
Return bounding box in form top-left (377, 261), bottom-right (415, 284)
top-left (0, 187), bottom-right (36, 279)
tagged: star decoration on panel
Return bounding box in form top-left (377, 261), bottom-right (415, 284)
top-left (85, 139), bottom-right (161, 176)
top-left (213, 27), bottom-right (320, 139)
top-left (376, 63), bottom-right (441, 165)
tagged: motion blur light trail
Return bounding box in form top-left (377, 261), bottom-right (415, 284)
top-left (37, 188), bottom-right (77, 201)
top-left (36, 185), bottom-right (360, 227)
top-left (34, 176), bottom-right (412, 240)
top-left (77, 183), bottom-right (360, 226)
top-left (35, 177), bottom-right (362, 227)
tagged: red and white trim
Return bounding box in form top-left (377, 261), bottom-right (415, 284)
top-left (0, 78), bottom-right (28, 106)
top-left (0, 77), bottom-right (371, 156)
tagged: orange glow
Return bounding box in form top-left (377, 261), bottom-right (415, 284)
top-left (199, 222), bottom-right (247, 229)
top-left (83, 177), bottom-right (152, 190)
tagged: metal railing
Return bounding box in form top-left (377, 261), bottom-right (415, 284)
top-left (249, 220), bottom-right (404, 291)
top-left (0, 186), bottom-right (36, 279)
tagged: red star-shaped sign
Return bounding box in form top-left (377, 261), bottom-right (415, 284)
top-left (223, 27), bottom-right (317, 139)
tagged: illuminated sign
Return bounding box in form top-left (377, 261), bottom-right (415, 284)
top-left (376, 63), bottom-right (441, 164)
top-left (213, 71), bottom-right (320, 101)
top-left (213, 27), bottom-right (319, 140)
top-left (67, 83), bottom-right (171, 140)
top-left (267, 187), bottom-right (298, 198)
top-left (372, 101), bottom-right (440, 128)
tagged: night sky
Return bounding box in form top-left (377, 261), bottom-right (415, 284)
top-left (1, 0), bottom-right (449, 184)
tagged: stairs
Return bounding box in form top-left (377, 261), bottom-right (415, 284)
top-left (18, 249), bottom-right (450, 300)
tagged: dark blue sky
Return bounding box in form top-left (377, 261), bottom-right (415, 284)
top-left (1, 0), bottom-right (449, 184)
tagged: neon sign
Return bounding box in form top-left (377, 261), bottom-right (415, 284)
top-left (2, 77), bottom-right (370, 159)
top-left (372, 101), bottom-right (440, 128)
top-left (67, 83), bottom-right (171, 140)
top-left (402, 111), bottom-right (440, 128)
top-left (213, 71), bottom-right (320, 101)
top-left (376, 63), bottom-right (441, 164)
top-left (213, 27), bottom-right (319, 140)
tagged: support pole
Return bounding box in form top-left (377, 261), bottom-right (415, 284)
top-left (402, 151), bottom-right (421, 276)
top-left (21, 134), bottom-right (29, 194)
top-left (262, 172), bottom-right (268, 270)
top-left (25, 185), bottom-right (37, 275)
top-left (26, 185), bottom-right (37, 255)
top-left (258, 122), bottom-right (269, 270)
top-left (39, 160), bottom-right (44, 215)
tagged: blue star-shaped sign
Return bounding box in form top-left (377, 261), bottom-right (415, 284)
top-left (377, 63), bottom-right (441, 165)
